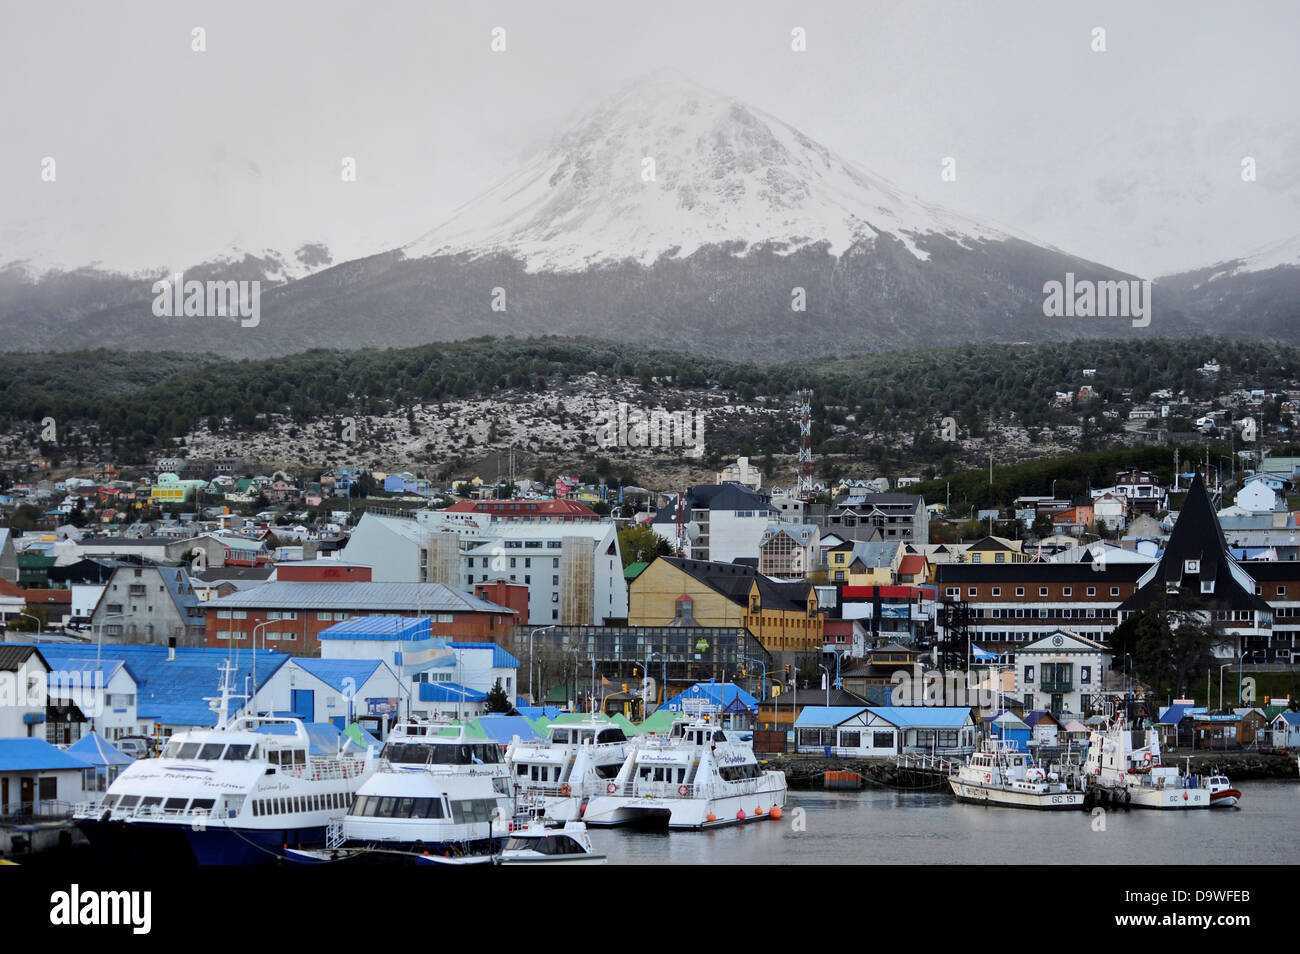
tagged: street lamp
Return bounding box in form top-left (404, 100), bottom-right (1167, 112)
top-left (642, 651), bottom-right (664, 719)
top-left (529, 626), bottom-right (554, 704)
top-left (17, 611), bottom-right (43, 635)
top-left (741, 655), bottom-right (768, 701)
top-left (249, 619), bottom-right (286, 715)
top-left (819, 665), bottom-right (831, 707)
top-left (1238, 651), bottom-right (1248, 706)
top-left (1218, 663), bottom-right (1231, 713)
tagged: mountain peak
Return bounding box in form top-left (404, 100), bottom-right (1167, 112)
top-left (403, 72), bottom-right (1009, 272)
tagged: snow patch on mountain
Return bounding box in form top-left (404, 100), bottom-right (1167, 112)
top-left (403, 71), bottom-right (1025, 273)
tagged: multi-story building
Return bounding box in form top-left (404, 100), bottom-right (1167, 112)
top-left (88, 563), bottom-right (207, 646)
top-left (649, 484), bottom-right (778, 564)
top-left (758, 525), bottom-right (819, 578)
top-left (1015, 630), bottom-right (1109, 717)
top-left (629, 556), bottom-right (822, 658)
top-left (811, 493), bottom-right (928, 545)
top-left (203, 581), bottom-right (519, 655)
top-left (343, 510), bottom-right (627, 626)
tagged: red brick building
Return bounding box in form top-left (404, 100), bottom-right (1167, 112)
top-left (204, 581), bottom-right (519, 655)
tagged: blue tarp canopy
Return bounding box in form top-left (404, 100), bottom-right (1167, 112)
top-left (659, 682), bottom-right (759, 715)
top-left (253, 722), bottom-right (346, 755)
top-left (66, 731), bottom-right (134, 767)
top-left (474, 715), bottom-right (542, 745)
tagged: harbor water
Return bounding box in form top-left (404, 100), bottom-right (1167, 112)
top-left (589, 780), bottom-right (1300, 865)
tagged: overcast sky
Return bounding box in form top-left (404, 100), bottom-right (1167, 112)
top-left (3, 0), bottom-right (1297, 277)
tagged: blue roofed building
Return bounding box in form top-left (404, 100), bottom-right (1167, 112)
top-left (274, 657), bottom-right (403, 729)
top-left (795, 705), bottom-right (976, 756)
top-left (0, 737), bottom-right (90, 822)
top-left (660, 682), bottom-right (759, 728)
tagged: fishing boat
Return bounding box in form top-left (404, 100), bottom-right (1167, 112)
top-left (1203, 773), bottom-right (1242, 808)
top-left (506, 716), bottom-right (634, 822)
top-left (287, 719), bottom-right (514, 864)
top-left (582, 717), bottom-right (786, 829)
top-left (496, 819), bottom-right (606, 865)
top-left (948, 739), bottom-right (1084, 809)
top-left (1082, 717), bottom-right (1210, 809)
top-left (73, 660), bottom-right (378, 864)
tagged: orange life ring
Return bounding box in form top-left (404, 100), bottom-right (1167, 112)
top-left (678, 784), bottom-right (690, 796)
top-left (984, 773), bottom-right (991, 783)
top-left (606, 782), bottom-right (618, 794)
top-left (559, 783), bottom-right (572, 797)
top-left (1143, 752), bottom-right (1152, 764)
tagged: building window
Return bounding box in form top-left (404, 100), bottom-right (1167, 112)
top-left (1080, 666), bottom-right (1091, 684)
top-left (1015, 588), bottom-right (1025, 597)
top-left (1024, 666), bottom-right (1035, 683)
top-left (1039, 587), bottom-right (1048, 597)
top-left (1062, 587), bottom-right (1071, 597)
top-left (1086, 587), bottom-right (1096, 596)
top-left (968, 587), bottom-right (977, 597)
top-left (872, 731), bottom-right (894, 750)
top-left (992, 587), bottom-right (1001, 596)
top-left (1110, 587), bottom-right (1119, 596)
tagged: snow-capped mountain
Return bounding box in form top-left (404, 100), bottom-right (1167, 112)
top-left (404, 71), bottom-right (1028, 272)
top-left (1155, 232), bottom-right (1300, 340)
top-left (0, 71), bottom-right (1221, 359)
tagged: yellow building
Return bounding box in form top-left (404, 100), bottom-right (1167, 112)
top-left (825, 540), bottom-right (903, 586)
top-left (629, 556), bottom-right (823, 654)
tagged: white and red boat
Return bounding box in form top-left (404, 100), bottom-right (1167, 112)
top-left (1203, 773), bottom-right (1242, 808)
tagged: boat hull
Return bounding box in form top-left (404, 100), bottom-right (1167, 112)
top-left (948, 779), bottom-right (1084, 810)
top-left (1209, 789), bottom-right (1242, 808)
top-left (76, 818), bottom-right (332, 865)
top-left (583, 781), bottom-right (787, 830)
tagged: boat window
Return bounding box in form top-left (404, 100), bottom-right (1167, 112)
top-left (199, 743), bottom-right (225, 760)
top-left (164, 798), bottom-right (188, 813)
top-left (103, 795), bottom-right (119, 809)
top-left (516, 764), bottom-right (528, 776)
top-left (597, 729), bottom-right (626, 744)
top-left (118, 795), bottom-right (139, 810)
top-left (376, 797), bottom-right (398, 817)
top-left (551, 729), bottom-right (570, 743)
top-left (140, 796), bottom-right (163, 810)
top-left (178, 743), bottom-right (201, 760)
top-left (450, 798), bottom-right (498, 824)
top-left (294, 750), bottom-right (307, 765)
top-left (162, 742), bottom-right (182, 759)
top-left (223, 744), bottom-right (251, 761)
top-left (397, 797), bottom-right (415, 817)
top-left (714, 731), bottom-right (727, 742)
top-left (279, 798), bottom-right (287, 814)
top-left (252, 801), bottom-right (261, 817)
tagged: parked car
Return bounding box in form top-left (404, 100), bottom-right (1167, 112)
top-left (113, 736), bottom-right (155, 759)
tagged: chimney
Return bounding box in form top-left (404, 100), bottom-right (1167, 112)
top-left (167, 636), bottom-right (177, 662)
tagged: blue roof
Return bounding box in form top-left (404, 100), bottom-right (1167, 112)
top-left (418, 682), bottom-right (487, 703)
top-left (66, 731), bottom-right (134, 766)
top-left (292, 658), bottom-right (384, 694)
top-left (1158, 704), bottom-right (1206, 725)
top-left (660, 682), bottom-right (759, 715)
top-left (474, 715), bottom-right (541, 745)
top-left (449, 642), bottom-right (520, 669)
top-left (794, 706), bottom-right (869, 727)
top-left (0, 737), bottom-right (90, 772)
top-left (15, 643), bottom-right (290, 727)
top-left (318, 616), bottom-right (431, 641)
top-left (869, 707), bottom-right (973, 728)
top-left (514, 705), bottom-right (561, 720)
top-left (1274, 711), bottom-right (1300, 725)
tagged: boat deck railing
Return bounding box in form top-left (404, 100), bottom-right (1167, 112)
top-left (276, 759), bottom-right (369, 781)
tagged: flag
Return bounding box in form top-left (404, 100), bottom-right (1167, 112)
top-left (601, 676), bottom-right (610, 687)
top-left (397, 637), bottom-right (454, 673)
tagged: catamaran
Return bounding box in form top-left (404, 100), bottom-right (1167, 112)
top-left (74, 660), bottom-right (378, 864)
top-left (506, 716), bottom-right (634, 822)
top-left (288, 719), bottom-right (515, 863)
top-left (582, 717), bottom-right (786, 829)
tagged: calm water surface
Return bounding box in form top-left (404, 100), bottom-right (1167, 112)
top-left (588, 780), bottom-right (1300, 865)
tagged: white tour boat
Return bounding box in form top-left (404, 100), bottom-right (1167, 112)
top-left (74, 660), bottom-right (378, 864)
top-left (506, 716), bottom-right (634, 822)
top-left (949, 739), bottom-right (1084, 809)
top-left (496, 818), bottom-right (606, 865)
top-left (289, 720), bottom-right (514, 864)
top-left (1083, 718), bottom-right (1210, 809)
top-left (582, 717), bottom-right (786, 829)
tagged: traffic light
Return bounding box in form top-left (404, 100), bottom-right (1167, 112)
top-left (784, 663), bottom-right (791, 678)
top-left (740, 668), bottom-right (747, 677)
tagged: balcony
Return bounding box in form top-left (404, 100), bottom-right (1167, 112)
top-left (1041, 680), bottom-right (1073, 693)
